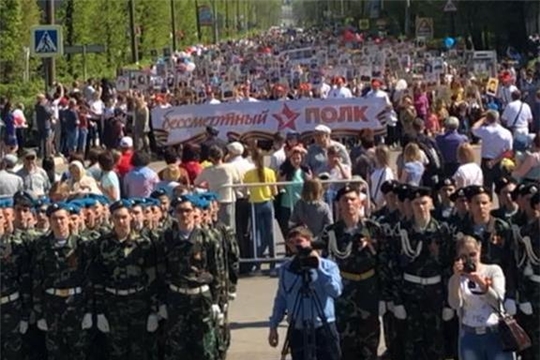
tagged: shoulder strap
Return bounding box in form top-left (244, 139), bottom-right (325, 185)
top-left (510, 102), bottom-right (524, 128)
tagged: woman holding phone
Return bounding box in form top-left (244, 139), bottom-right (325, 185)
top-left (447, 235), bottom-right (514, 360)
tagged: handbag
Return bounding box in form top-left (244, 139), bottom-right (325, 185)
top-left (489, 298), bottom-right (531, 352)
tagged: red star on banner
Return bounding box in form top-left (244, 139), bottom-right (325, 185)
top-left (272, 103), bottom-right (300, 131)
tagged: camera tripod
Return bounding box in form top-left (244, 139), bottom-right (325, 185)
top-left (280, 268), bottom-right (338, 360)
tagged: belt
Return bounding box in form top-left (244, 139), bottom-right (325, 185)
top-left (105, 287), bottom-right (144, 296)
top-left (169, 284), bottom-right (210, 295)
top-left (528, 274), bottom-right (540, 283)
top-left (403, 274), bottom-right (441, 285)
top-left (462, 324), bottom-right (498, 335)
top-left (340, 269), bottom-right (376, 282)
top-left (45, 287), bottom-right (82, 297)
top-left (0, 292), bottom-right (19, 305)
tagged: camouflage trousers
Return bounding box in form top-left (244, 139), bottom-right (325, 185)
top-left (382, 306), bottom-right (406, 360)
top-left (1, 301), bottom-right (23, 360)
top-left (401, 283), bottom-right (444, 360)
top-left (164, 290), bottom-right (216, 360)
top-left (104, 292), bottom-right (153, 360)
top-left (41, 294), bottom-right (89, 360)
top-left (335, 285), bottom-right (380, 360)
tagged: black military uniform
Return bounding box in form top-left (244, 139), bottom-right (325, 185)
top-left (432, 178), bottom-right (456, 222)
top-left (491, 177), bottom-right (519, 224)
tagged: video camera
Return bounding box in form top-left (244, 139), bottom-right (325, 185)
top-left (293, 246), bottom-right (319, 271)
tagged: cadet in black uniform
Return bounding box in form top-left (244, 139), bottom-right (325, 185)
top-left (491, 177), bottom-right (519, 223)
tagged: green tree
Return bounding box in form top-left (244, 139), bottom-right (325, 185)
top-left (0, 0), bottom-right (24, 83)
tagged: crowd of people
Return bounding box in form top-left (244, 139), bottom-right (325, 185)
top-left (0, 25), bottom-right (540, 360)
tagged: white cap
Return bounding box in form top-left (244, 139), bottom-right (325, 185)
top-left (120, 136), bottom-right (133, 148)
top-left (227, 142), bottom-right (244, 156)
top-left (314, 125), bottom-right (331, 134)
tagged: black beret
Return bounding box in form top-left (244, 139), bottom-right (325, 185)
top-left (494, 177), bottom-right (516, 194)
top-left (13, 191), bottom-right (35, 208)
top-left (206, 126), bottom-right (219, 136)
top-left (396, 184), bottom-right (412, 202)
top-left (520, 183), bottom-right (540, 197)
top-left (436, 178), bottom-right (456, 191)
top-left (511, 183), bottom-right (527, 201)
top-left (464, 185), bottom-right (490, 201)
top-left (381, 180), bottom-right (399, 194)
top-left (449, 187), bottom-right (467, 202)
top-left (408, 186), bottom-right (432, 200)
top-left (334, 186), bottom-right (359, 202)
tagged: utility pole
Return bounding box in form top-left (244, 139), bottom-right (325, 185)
top-left (170, 0), bottom-right (177, 51)
top-left (45, 0), bottom-right (55, 89)
top-left (128, 0), bottom-right (138, 64)
top-left (212, 0), bottom-right (218, 44)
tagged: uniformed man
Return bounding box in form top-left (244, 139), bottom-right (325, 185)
top-left (31, 202), bottom-right (94, 359)
top-left (92, 199), bottom-right (159, 360)
top-left (432, 178), bottom-right (456, 222)
top-left (156, 195), bottom-right (221, 360)
top-left (320, 186), bottom-right (382, 360)
top-left (34, 198), bottom-right (50, 235)
top-left (491, 177), bottom-right (519, 223)
top-left (151, 189), bottom-right (174, 229)
top-left (446, 188), bottom-right (470, 234)
top-left (0, 199), bottom-right (31, 360)
top-left (391, 187), bottom-right (452, 360)
top-left (459, 185), bottom-right (518, 316)
top-left (395, 184), bottom-right (413, 222)
top-left (516, 192), bottom-right (540, 360)
top-left (371, 180), bottom-right (400, 224)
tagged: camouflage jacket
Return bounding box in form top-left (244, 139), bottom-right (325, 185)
top-left (31, 233), bottom-right (94, 317)
top-left (213, 221), bottom-right (239, 294)
top-left (0, 232), bottom-right (31, 320)
top-left (157, 224), bottom-right (221, 304)
top-left (390, 218), bottom-right (453, 305)
top-left (517, 220), bottom-right (540, 304)
top-left (92, 231), bottom-right (158, 313)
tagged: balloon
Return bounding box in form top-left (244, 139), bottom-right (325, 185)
top-left (444, 37), bottom-right (455, 49)
top-left (185, 62), bottom-right (196, 72)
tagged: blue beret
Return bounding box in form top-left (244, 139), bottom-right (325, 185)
top-left (67, 203), bottom-right (82, 215)
top-left (199, 192), bottom-right (218, 202)
top-left (81, 198), bottom-right (98, 208)
top-left (36, 196), bottom-right (51, 207)
top-left (131, 198), bottom-right (150, 208)
top-left (46, 202), bottom-right (71, 217)
top-left (150, 189), bottom-right (167, 199)
top-left (109, 199), bottom-right (132, 213)
top-left (193, 197), bottom-right (210, 210)
top-left (171, 195), bottom-right (195, 208)
top-left (146, 198), bottom-right (161, 207)
top-left (0, 199), bottom-right (8, 209)
top-left (13, 191), bottom-right (35, 207)
top-left (3, 198), bottom-right (13, 208)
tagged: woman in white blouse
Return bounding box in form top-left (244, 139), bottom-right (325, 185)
top-left (448, 235), bottom-right (514, 360)
top-left (453, 143), bottom-right (484, 188)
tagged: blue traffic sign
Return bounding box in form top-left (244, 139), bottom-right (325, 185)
top-left (30, 25), bottom-right (63, 57)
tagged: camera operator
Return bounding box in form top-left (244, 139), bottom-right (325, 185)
top-left (448, 235), bottom-right (514, 360)
top-left (268, 227), bottom-right (342, 360)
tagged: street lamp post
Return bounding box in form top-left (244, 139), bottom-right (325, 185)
top-left (170, 0), bottom-right (177, 51)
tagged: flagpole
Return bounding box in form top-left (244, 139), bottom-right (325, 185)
top-left (404, 0), bottom-right (410, 37)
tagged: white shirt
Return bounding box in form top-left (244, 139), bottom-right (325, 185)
top-left (89, 99), bottom-right (104, 117)
top-left (207, 98), bottom-right (221, 104)
top-left (501, 100), bottom-right (532, 135)
top-left (228, 156), bottom-right (254, 198)
top-left (270, 147), bottom-right (286, 172)
top-left (497, 84), bottom-right (518, 106)
top-left (453, 163), bottom-right (484, 188)
top-left (318, 83), bottom-right (331, 99)
top-left (328, 86), bottom-right (353, 99)
top-left (471, 123), bottom-right (513, 159)
top-left (366, 89), bottom-right (392, 106)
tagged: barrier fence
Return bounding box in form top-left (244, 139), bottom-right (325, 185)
top-left (224, 177), bottom-right (370, 265)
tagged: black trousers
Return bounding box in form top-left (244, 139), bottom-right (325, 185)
top-left (290, 322), bottom-right (341, 360)
top-left (235, 198), bottom-right (252, 273)
top-left (481, 158), bottom-right (501, 194)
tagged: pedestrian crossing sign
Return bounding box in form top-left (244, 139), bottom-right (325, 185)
top-left (30, 25), bottom-right (63, 57)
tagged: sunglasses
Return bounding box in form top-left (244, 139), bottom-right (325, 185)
top-left (25, 156), bottom-right (36, 161)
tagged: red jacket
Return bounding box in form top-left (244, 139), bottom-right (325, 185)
top-left (116, 150), bottom-right (134, 177)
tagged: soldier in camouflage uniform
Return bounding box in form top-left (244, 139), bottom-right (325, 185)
top-left (156, 195), bottom-right (221, 360)
top-left (151, 189), bottom-right (174, 229)
top-left (92, 199), bottom-right (159, 360)
top-left (390, 187), bottom-right (452, 360)
top-left (34, 198), bottom-right (51, 235)
top-left (320, 186), bottom-right (382, 360)
top-left (432, 178), bottom-right (456, 223)
top-left (491, 177), bottom-right (519, 223)
top-left (458, 185), bottom-right (518, 316)
top-left (0, 200), bottom-right (31, 360)
top-left (12, 191), bottom-right (48, 360)
top-left (516, 192), bottom-right (540, 360)
top-left (31, 202), bottom-right (94, 359)
top-left (372, 181), bottom-right (402, 360)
